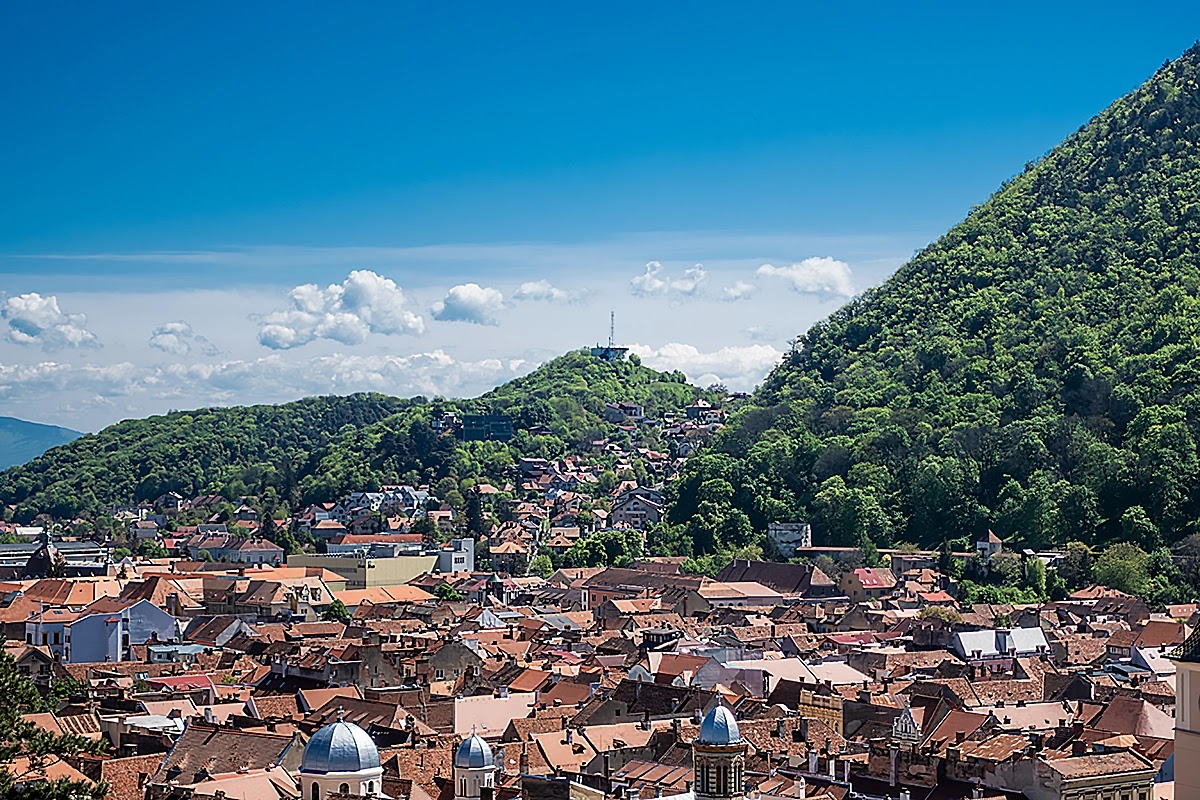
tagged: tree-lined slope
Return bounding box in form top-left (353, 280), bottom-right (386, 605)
top-left (0, 352), bottom-right (705, 518)
top-left (668, 45), bottom-right (1200, 554)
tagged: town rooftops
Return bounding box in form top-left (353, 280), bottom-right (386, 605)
top-left (1042, 750), bottom-right (1154, 779)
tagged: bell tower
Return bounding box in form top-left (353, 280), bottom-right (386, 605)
top-left (1170, 633), bottom-right (1200, 798)
top-left (693, 706), bottom-right (746, 800)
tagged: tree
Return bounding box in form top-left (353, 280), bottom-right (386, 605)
top-left (562, 529), bottom-right (643, 569)
top-left (529, 554), bottom-right (554, 578)
top-left (1024, 557), bottom-right (1047, 599)
top-left (137, 540), bottom-right (168, 559)
top-left (111, 547), bottom-right (131, 561)
top-left (196, 549), bottom-right (214, 562)
top-left (1056, 541), bottom-right (1094, 590)
top-left (1094, 542), bottom-right (1150, 596)
top-left (988, 552), bottom-right (1024, 586)
top-left (465, 491), bottom-right (485, 537)
top-left (0, 650), bottom-right (107, 798)
top-left (434, 583), bottom-right (463, 602)
top-left (322, 599), bottom-right (350, 623)
top-left (1120, 506), bottom-right (1161, 549)
top-left (917, 606), bottom-right (962, 625)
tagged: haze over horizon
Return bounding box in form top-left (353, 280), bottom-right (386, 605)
top-left (4, 3), bottom-right (1200, 431)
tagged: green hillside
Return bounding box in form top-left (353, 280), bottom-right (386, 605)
top-left (0, 417), bottom-right (81, 471)
top-left (298, 350), bottom-right (704, 502)
top-left (663, 44), bottom-right (1200, 557)
top-left (0, 351), bottom-right (705, 520)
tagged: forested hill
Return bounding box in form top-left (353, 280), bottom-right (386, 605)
top-left (663, 44), bottom-right (1200, 556)
top-left (0, 351), bottom-right (706, 519)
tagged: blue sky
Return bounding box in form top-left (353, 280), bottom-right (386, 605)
top-left (2, 3), bottom-right (1199, 429)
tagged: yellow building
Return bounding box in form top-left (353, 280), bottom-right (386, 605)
top-left (795, 688), bottom-right (844, 735)
top-left (285, 554), bottom-right (436, 589)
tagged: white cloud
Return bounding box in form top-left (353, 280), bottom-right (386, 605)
top-left (0, 351), bottom-right (534, 412)
top-left (630, 261), bottom-right (707, 298)
top-left (148, 321), bottom-right (219, 356)
top-left (1, 293), bottom-right (99, 350)
top-left (432, 283), bottom-right (505, 326)
top-left (513, 280), bottom-right (576, 303)
top-left (756, 256), bottom-right (855, 298)
top-left (743, 325), bottom-right (776, 342)
top-left (628, 342), bottom-right (782, 392)
top-left (257, 270), bottom-right (425, 349)
top-left (723, 281), bottom-right (757, 301)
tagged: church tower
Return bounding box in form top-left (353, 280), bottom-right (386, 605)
top-left (299, 714), bottom-right (384, 799)
top-left (454, 731), bottom-right (496, 800)
top-left (693, 706), bottom-right (746, 800)
top-left (1170, 633), bottom-right (1200, 798)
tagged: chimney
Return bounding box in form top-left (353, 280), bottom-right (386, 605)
top-left (807, 749), bottom-right (817, 774)
top-left (955, 731), bottom-right (966, 744)
top-left (827, 755), bottom-right (835, 779)
top-left (520, 742), bottom-right (530, 774)
top-left (888, 745), bottom-right (898, 787)
top-left (1072, 739), bottom-right (1088, 756)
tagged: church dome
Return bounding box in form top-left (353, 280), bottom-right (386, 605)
top-left (697, 706), bottom-right (742, 745)
top-left (455, 734), bottom-right (495, 769)
top-left (301, 720), bottom-right (380, 774)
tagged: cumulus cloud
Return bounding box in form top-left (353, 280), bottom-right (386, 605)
top-left (513, 280), bottom-right (577, 303)
top-left (432, 283), bottom-right (506, 325)
top-left (257, 270), bottom-right (425, 349)
top-left (628, 342), bottom-right (782, 392)
top-left (1, 293), bottom-right (99, 350)
top-left (148, 321), bottom-right (219, 356)
top-left (630, 262), bottom-right (707, 299)
top-left (0, 352), bottom-right (534, 412)
top-left (723, 281), bottom-right (757, 301)
top-left (756, 257), bottom-right (855, 298)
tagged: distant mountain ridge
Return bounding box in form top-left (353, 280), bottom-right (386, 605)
top-left (0, 417), bottom-right (82, 470)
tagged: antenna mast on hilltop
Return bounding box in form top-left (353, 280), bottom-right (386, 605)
top-left (590, 311), bottom-right (629, 362)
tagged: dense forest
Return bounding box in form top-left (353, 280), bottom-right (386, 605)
top-left (658, 44), bottom-right (1200, 562)
top-left (0, 352), bottom-right (707, 520)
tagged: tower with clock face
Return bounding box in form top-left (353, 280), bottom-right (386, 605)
top-left (1170, 632), bottom-right (1200, 797)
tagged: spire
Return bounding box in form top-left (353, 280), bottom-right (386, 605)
top-left (336, 706), bottom-right (345, 722)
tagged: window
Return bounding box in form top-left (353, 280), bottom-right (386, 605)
top-left (339, 783), bottom-right (349, 795)
top-left (311, 783), bottom-right (320, 800)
